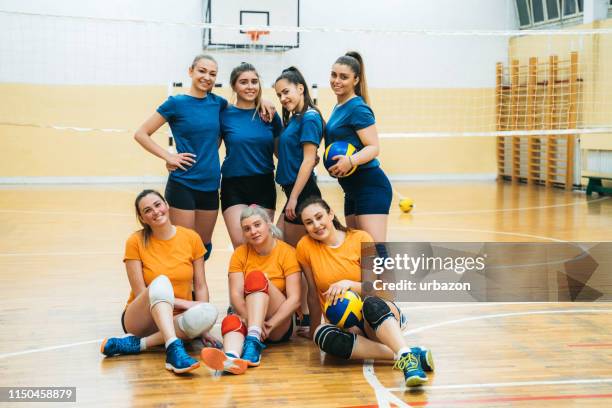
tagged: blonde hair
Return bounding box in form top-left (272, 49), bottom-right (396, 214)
top-left (240, 205), bottom-right (283, 239)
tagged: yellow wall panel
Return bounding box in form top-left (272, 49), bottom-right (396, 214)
top-left (1, 84), bottom-right (496, 178)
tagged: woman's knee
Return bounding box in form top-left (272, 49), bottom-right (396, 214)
top-left (176, 303), bottom-right (218, 339)
top-left (313, 324), bottom-right (356, 360)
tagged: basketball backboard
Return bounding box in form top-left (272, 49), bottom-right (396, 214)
top-left (203, 0), bottom-right (300, 50)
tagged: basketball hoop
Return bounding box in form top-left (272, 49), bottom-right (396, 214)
top-left (245, 30), bottom-right (270, 42)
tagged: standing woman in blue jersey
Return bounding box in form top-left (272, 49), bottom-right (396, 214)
top-left (220, 63), bottom-right (283, 248)
top-left (325, 51), bottom-right (392, 242)
top-left (134, 54), bottom-right (225, 259)
top-left (274, 67), bottom-right (324, 247)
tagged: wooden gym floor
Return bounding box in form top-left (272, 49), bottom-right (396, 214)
top-left (0, 181), bottom-right (611, 407)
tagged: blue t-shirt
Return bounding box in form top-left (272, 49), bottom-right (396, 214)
top-left (324, 96), bottom-right (379, 169)
top-left (157, 93), bottom-right (228, 192)
top-left (276, 109), bottom-right (323, 186)
top-left (220, 106), bottom-right (282, 178)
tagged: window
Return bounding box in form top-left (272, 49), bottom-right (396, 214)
top-left (532, 0), bottom-right (545, 23)
top-left (563, 0), bottom-right (578, 17)
top-left (517, 0), bottom-right (584, 28)
top-left (546, 0), bottom-right (560, 20)
top-left (517, 0), bottom-right (532, 27)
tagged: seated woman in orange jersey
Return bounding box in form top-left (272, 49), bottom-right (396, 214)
top-left (100, 190), bottom-right (219, 374)
top-left (200, 205), bottom-right (301, 375)
top-left (295, 197), bottom-right (434, 387)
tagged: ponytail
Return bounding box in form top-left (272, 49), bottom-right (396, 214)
top-left (275, 66), bottom-right (323, 126)
top-left (334, 51), bottom-right (370, 105)
top-left (134, 189), bottom-right (167, 247)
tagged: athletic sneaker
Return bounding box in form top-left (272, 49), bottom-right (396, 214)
top-left (413, 346), bottom-right (435, 372)
top-left (165, 339), bottom-right (200, 374)
top-left (394, 351), bottom-right (427, 387)
top-left (201, 348), bottom-right (248, 375)
top-left (241, 335), bottom-right (266, 367)
top-left (100, 335), bottom-right (141, 357)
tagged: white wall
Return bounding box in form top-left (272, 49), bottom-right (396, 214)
top-left (0, 0), bottom-right (518, 87)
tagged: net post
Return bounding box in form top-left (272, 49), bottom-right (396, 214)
top-left (495, 62), bottom-right (505, 182)
top-left (546, 55), bottom-right (558, 187)
top-left (566, 51), bottom-right (578, 190)
top-left (510, 59), bottom-right (520, 183)
top-left (527, 57), bottom-right (538, 185)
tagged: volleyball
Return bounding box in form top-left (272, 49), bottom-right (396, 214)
top-left (324, 141), bottom-right (358, 178)
top-left (399, 198), bottom-right (414, 213)
top-left (323, 290), bottom-right (363, 329)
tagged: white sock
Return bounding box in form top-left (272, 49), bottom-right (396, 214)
top-left (396, 347), bottom-right (412, 360)
top-left (140, 338), bottom-right (147, 351)
top-left (247, 326), bottom-right (262, 341)
top-left (165, 336), bottom-right (178, 349)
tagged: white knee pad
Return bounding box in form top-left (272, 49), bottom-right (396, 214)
top-left (148, 275), bottom-right (174, 310)
top-left (177, 303), bottom-right (218, 339)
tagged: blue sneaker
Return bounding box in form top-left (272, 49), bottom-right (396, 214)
top-left (241, 335), bottom-right (266, 367)
top-left (394, 351), bottom-right (427, 387)
top-left (100, 335), bottom-right (141, 357)
top-left (412, 346), bottom-right (434, 372)
top-left (165, 339), bottom-right (200, 374)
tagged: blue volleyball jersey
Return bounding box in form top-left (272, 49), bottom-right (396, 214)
top-left (324, 96), bottom-right (379, 169)
top-left (220, 106), bottom-right (282, 178)
top-left (276, 109), bottom-right (323, 186)
top-left (157, 93), bottom-right (228, 191)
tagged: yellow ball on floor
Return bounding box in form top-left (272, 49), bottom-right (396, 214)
top-left (399, 198), bottom-right (414, 213)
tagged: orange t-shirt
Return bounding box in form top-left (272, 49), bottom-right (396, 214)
top-left (228, 240), bottom-right (301, 295)
top-left (296, 229), bottom-right (373, 308)
top-left (123, 226), bottom-right (206, 306)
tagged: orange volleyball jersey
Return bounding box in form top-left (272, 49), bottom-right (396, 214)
top-left (123, 226), bottom-right (206, 306)
top-left (229, 240), bottom-right (301, 294)
top-left (296, 229), bottom-right (373, 308)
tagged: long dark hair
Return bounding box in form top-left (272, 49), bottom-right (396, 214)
top-left (134, 189), bottom-right (167, 247)
top-left (229, 62), bottom-right (262, 113)
top-left (334, 51), bottom-right (370, 105)
top-left (275, 66), bottom-right (323, 126)
top-left (296, 196), bottom-right (348, 232)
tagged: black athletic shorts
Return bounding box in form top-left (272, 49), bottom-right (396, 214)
top-left (220, 173), bottom-right (276, 212)
top-left (165, 178), bottom-right (219, 211)
top-left (280, 174), bottom-right (322, 225)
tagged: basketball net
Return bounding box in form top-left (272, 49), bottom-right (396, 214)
top-left (245, 30), bottom-right (270, 42)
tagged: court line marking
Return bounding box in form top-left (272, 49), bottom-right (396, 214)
top-left (395, 196), bottom-right (610, 216)
top-left (0, 251), bottom-right (123, 257)
top-left (0, 249), bottom-right (233, 257)
top-left (0, 209), bottom-right (132, 217)
top-left (386, 377), bottom-right (612, 392)
top-left (568, 343), bottom-right (612, 348)
top-left (400, 308), bottom-right (612, 335)
top-left (363, 308), bottom-right (612, 408)
top-left (2, 196), bottom-right (607, 218)
top-left (0, 339), bottom-right (103, 360)
top-left (394, 301), bottom-right (608, 311)
top-left (0, 322), bottom-right (223, 360)
top-left (404, 392), bottom-right (612, 406)
top-left (389, 226), bottom-right (566, 242)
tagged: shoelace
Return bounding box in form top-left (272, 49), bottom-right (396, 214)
top-left (393, 353), bottom-right (419, 371)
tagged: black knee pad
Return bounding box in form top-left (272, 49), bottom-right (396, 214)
top-left (313, 324), bottom-right (356, 360)
top-left (363, 296), bottom-right (395, 331)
